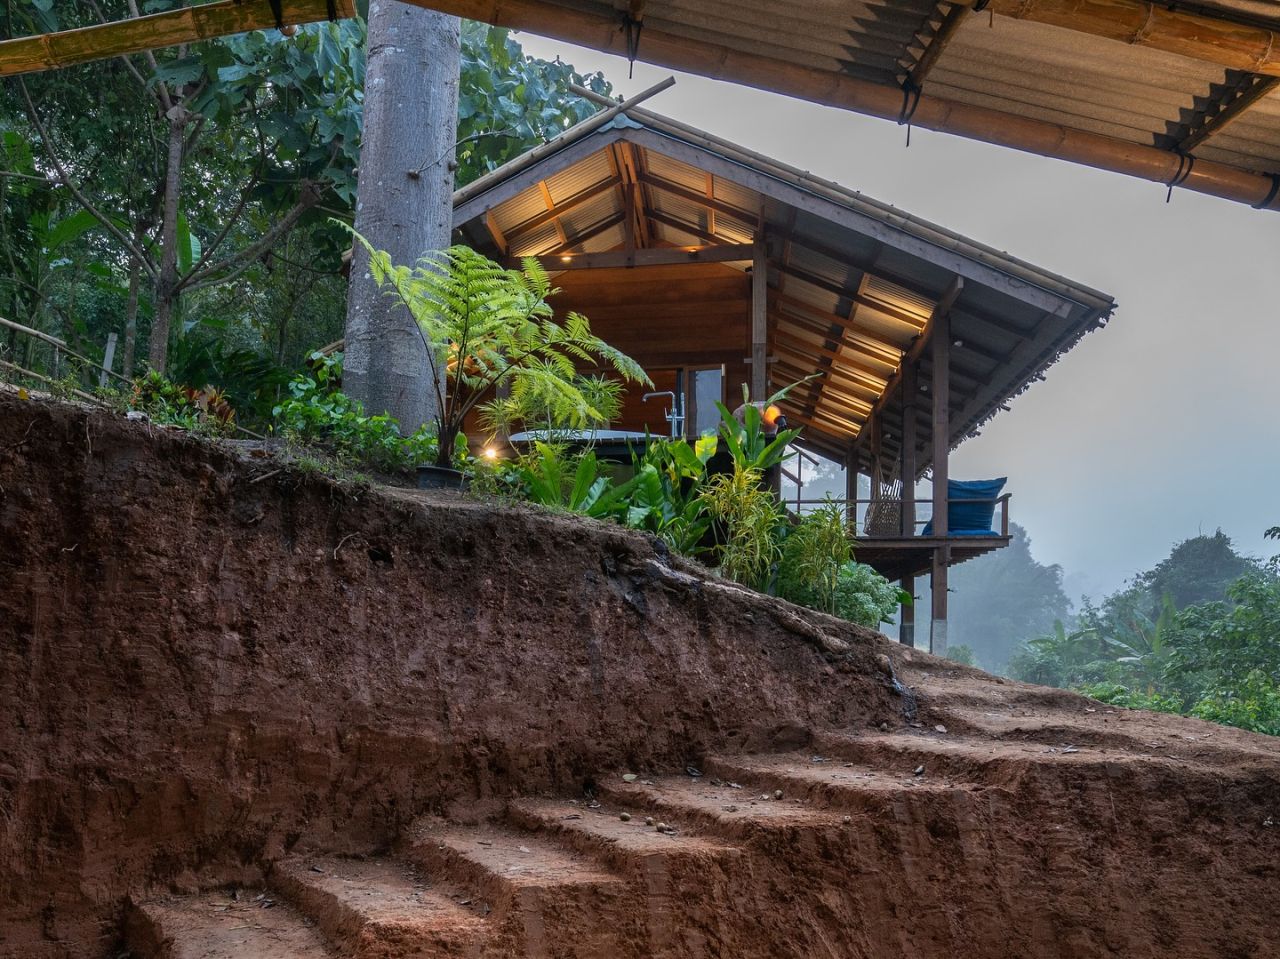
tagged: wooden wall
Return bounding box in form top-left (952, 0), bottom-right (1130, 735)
top-left (550, 261), bottom-right (751, 435)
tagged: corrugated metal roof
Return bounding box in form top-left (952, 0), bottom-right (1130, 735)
top-left (440, 0), bottom-right (1280, 207)
top-left (452, 101), bottom-right (1116, 466)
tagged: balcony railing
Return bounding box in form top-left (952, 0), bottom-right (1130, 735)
top-left (787, 494), bottom-right (1011, 540)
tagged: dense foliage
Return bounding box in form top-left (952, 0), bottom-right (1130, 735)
top-left (351, 238), bottom-right (649, 468)
top-left (1, 10), bottom-right (608, 388)
top-left (1006, 533), bottom-right (1279, 736)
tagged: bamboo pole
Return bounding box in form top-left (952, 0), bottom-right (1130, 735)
top-left (0, 0), bottom-right (356, 78)
top-left (984, 0), bottom-right (1280, 78)
top-left (0, 316), bottom-right (130, 384)
top-left (452, 76), bottom-right (674, 206)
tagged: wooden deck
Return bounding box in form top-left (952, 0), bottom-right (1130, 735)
top-left (853, 534), bottom-right (1010, 581)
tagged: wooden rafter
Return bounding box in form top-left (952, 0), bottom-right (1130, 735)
top-left (537, 181), bottom-right (570, 249)
top-left (771, 328), bottom-right (888, 395)
top-left (648, 209), bottom-right (720, 245)
top-left (637, 171), bottom-right (756, 227)
top-left (506, 179), bottom-right (616, 242)
top-left (520, 244), bottom-right (751, 270)
top-left (771, 292), bottom-right (903, 368)
top-left (483, 212), bottom-right (508, 255)
top-left (776, 262), bottom-right (927, 330)
top-left (904, 0), bottom-right (971, 88)
top-left (1176, 74), bottom-right (1280, 154)
top-left (545, 212), bottom-right (625, 254)
top-left (984, 0), bottom-right (1280, 79)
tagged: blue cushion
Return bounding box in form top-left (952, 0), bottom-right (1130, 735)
top-left (921, 477), bottom-right (1006, 535)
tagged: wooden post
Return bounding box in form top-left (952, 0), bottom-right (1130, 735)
top-left (99, 332), bottom-right (118, 389)
top-left (844, 445), bottom-right (858, 531)
top-left (750, 231), bottom-right (768, 401)
top-left (900, 360), bottom-right (916, 537)
top-left (623, 182), bottom-right (637, 266)
top-left (930, 305), bottom-right (950, 655)
top-left (869, 413), bottom-right (883, 500)
top-left (899, 574), bottom-right (915, 647)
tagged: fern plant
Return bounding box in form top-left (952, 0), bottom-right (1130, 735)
top-left (347, 233), bottom-right (649, 468)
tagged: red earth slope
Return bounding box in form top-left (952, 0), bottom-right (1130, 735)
top-left (1, 389), bottom-right (1277, 958)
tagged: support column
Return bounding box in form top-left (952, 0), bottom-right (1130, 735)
top-left (750, 231), bottom-right (768, 400)
top-left (899, 574), bottom-right (915, 647)
top-left (930, 304), bottom-right (951, 655)
top-left (844, 448), bottom-right (859, 531)
top-left (900, 361), bottom-right (916, 537)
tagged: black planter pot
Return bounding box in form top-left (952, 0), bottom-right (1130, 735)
top-left (416, 465), bottom-right (466, 490)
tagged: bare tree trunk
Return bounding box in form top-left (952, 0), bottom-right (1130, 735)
top-left (122, 241), bottom-right (144, 380)
top-left (148, 107), bottom-right (188, 374)
top-left (342, 2), bottom-right (460, 435)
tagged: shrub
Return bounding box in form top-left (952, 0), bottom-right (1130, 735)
top-left (830, 561), bottom-right (909, 629)
top-left (698, 463), bottom-right (783, 591)
top-left (130, 371), bottom-right (237, 435)
top-left (271, 352), bottom-right (436, 472)
top-left (1189, 670), bottom-right (1280, 736)
top-left (777, 500), bottom-right (852, 614)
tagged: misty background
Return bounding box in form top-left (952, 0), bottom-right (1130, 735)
top-left (521, 34), bottom-right (1280, 657)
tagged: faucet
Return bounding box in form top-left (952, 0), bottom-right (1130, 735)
top-left (643, 390), bottom-right (685, 438)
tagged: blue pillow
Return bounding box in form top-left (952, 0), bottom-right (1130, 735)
top-left (921, 477), bottom-right (1007, 535)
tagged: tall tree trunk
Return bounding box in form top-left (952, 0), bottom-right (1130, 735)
top-left (122, 237), bottom-right (144, 380)
top-left (343, 2), bottom-right (460, 435)
top-left (149, 107), bottom-right (188, 375)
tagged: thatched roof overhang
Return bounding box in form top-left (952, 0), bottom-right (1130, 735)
top-left (451, 105), bottom-right (1116, 472)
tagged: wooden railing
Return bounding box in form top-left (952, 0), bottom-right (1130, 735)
top-left (788, 493), bottom-right (1011, 539)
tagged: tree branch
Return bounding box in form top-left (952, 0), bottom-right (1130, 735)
top-left (18, 79), bottom-right (156, 280)
top-left (180, 183), bottom-right (322, 293)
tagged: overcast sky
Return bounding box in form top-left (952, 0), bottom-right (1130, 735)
top-left (521, 34), bottom-right (1280, 600)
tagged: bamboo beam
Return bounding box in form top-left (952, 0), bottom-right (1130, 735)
top-left (454, 77), bottom-right (674, 207)
top-left (0, 0), bottom-right (356, 77)
top-left (406, 0), bottom-right (1280, 211)
top-left (984, 0), bottom-right (1280, 78)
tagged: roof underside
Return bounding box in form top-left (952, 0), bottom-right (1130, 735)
top-left (518, 0), bottom-right (1280, 182)
top-left (453, 109), bottom-right (1115, 467)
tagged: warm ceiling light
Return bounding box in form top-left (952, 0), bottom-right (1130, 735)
top-left (561, 255), bottom-right (573, 263)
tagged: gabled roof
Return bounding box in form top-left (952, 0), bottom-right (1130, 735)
top-left (452, 103), bottom-right (1116, 467)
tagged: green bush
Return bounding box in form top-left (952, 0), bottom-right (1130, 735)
top-left (271, 352), bottom-right (436, 472)
top-left (830, 561), bottom-right (909, 629)
top-left (1189, 670), bottom-right (1280, 736)
top-left (1078, 681), bottom-right (1184, 714)
top-left (777, 501), bottom-right (852, 615)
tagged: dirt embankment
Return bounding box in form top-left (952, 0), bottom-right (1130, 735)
top-left (1, 390), bottom-right (1278, 959)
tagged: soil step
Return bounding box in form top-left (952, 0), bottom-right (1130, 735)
top-left (126, 890), bottom-right (335, 958)
top-left (704, 752), bottom-right (966, 814)
top-left (270, 855), bottom-right (487, 958)
top-left (596, 773), bottom-right (848, 843)
top-left (506, 798), bottom-right (741, 872)
top-left (402, 820), bottom-right (634, 958)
